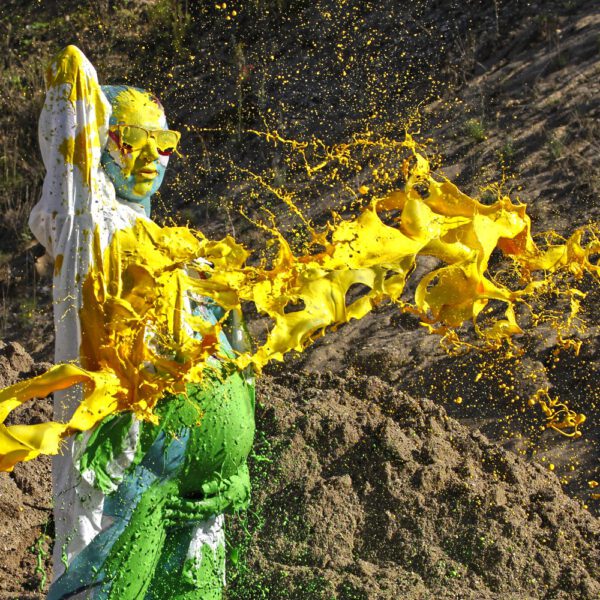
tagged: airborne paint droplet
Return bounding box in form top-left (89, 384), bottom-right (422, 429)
top-left (0, 131), bottom-right (597, 468)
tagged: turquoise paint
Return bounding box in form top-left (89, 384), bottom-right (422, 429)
top-left (100, 85), bottom-right (168, 215)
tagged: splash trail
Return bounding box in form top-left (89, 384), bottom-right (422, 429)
top-left (0, 131), bottom-right (598, 470)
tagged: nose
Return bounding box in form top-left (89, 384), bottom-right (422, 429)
top-left (140, 136), bottom-right (160, 161)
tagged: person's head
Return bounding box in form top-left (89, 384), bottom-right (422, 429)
top-left (101, 85), bottom-right (180, 216)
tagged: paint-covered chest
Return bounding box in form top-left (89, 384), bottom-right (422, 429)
top-left (75, 368), bottom-right (255, 498)
top-left (142, 370), bottom-right (255, 496)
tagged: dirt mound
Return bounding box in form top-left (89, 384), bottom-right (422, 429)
top-left (0, 341), bottom-right (34, 388)
top-left (1, 351), bottom-right (598, 599)
top-left (0, 342), bottom-right (52, 600)
top-left (226, 369), bottom-right (600, 599)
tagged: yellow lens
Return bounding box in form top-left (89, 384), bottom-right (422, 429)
top-left (156, 131), bottom-right (179, 149)
top-left (120, 125), bottom-right (148, 150)
top-left (155, 130), bottom-right (180, 154)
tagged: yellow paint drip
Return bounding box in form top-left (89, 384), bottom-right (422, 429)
top-left (47, 46), bottom-right (108, 187)
top-left (58, 124), bottom-right (100, 187)
top-left (1, 134), bottom-right (598, 470)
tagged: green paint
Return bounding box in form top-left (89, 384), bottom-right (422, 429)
top-left (76, 412), bottom-right (138, 493)
top-left (103, 481), bottom-right (175, 599)
top-left (60, 536), bottom-right (70, 572)
top-left (226, 429), bottom-right (280, 600)
top-left (144, 537), bottom-right (226, 600)
top-left (100, 364), bottom-right (254, 599)
top-left (30, 532), bottom-right (49, 590)
top-left (145, 366), bottom-right (254, 495)
top-left (182, 542), bottom-right (226, 594)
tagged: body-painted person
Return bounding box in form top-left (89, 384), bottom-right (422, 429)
top-left (29, 45), bottom-right (255, 600)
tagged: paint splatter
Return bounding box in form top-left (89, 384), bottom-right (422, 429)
top-left (0, 132), bottom-right (597, 469)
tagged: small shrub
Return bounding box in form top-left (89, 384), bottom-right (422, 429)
top-left (464, 118), bottom-right (486, 143)
top-left (497, 139), bottom-right (516, 168)
top-left (546, 134), bottom-right (564, 159)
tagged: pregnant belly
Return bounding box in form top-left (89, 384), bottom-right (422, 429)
top-left (149, 366), bottom-right (255, 497)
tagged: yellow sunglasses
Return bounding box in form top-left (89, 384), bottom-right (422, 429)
top-left (109, 124), bottom-right (181, 156)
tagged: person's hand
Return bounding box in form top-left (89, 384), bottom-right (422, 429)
top-left (164, 463), bottom-right (251, 527)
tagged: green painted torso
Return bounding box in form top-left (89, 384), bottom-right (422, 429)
top-left (141, 365), bottom-right (255, 497)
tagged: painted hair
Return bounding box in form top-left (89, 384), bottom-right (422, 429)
top-left (101, 85), bottom-right (165, 126)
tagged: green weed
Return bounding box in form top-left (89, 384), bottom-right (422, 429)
top-left (464, 118), bottom-right (486, 143)
top-left (497, 138), bottom-right (516, 169)
top-left (546, 134), bottom-right (564, 159)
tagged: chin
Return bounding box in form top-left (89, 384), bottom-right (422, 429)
top-left (133, 185), bottom-right (154, 197)
top-left (114, 183), bottom-right (150, 203)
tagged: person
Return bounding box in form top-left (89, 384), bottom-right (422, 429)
top-left (29, 45), bottom-right (255, 599)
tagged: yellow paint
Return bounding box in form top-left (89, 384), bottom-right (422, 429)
top-left (48, 46), bottom-right (167, 198)
top-left (0, 363), bottom-right (121, 471)
top-left (111, 88), bottom-right (164, 130)
top-left (54, 254), bottom-right (64, 276)
top-left (58, 124), bottom-right (99, 186)
top-left (46, 46), bottom-right (107, 188)
top-left (108, 88), bottom-right (165, 197)
top-left (528, 389), bottom-right (586, 439)
top-left (1, 135), bottom-right (598, 469)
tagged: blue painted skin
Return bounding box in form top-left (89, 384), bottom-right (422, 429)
top-left (100, 85), bottom-right (168, 217)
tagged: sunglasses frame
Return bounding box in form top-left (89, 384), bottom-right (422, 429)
top-left (108, 123), bottom-right (181, 157)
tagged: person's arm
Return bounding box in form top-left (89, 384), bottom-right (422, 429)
top-left (163, 463), bottom-right (252, 526)
top-left (28, 46), bottom-right (113, 424)
top-left (29, 45), bottom-right (110, 259)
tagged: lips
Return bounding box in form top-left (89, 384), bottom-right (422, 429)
top-left (136, 168), bottom-right (158, 179)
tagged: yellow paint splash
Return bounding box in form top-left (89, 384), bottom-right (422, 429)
top-left (58, 124), bottom-right (100, 187)
top-left (48, 45), bottom-right (108, 187)
top-left (111, 87), bottom-right (164, 129)
top-left (0, 364), bottom-right (121, 471)
top-left (1, 134), bottom-right (598, 470)
top-left (528, 389), bottom-right (586, 439)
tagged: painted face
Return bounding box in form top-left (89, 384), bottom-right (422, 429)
top-left (101, 86), bottom-right (174, 214)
